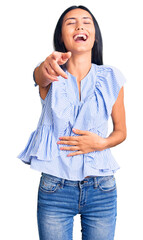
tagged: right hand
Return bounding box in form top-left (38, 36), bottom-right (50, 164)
top-left (40, 51), bottom-right (72, 83)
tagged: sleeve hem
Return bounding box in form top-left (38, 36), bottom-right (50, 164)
top-left (33, 62), bottom-right (43, 87)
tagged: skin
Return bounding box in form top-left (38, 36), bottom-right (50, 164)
top-left (34, 8), bottom-right (127, 158)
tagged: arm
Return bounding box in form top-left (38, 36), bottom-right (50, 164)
top-left (34, 62), bottom-right (51, 87)
top-left (34, 51), bottom-right (71, 87)
top-left (34, 62), bottom-right (53, 100)
top-left (34, 51), bottom-right (71, 100)
top-left (103, 86), bottom-right (127, 149)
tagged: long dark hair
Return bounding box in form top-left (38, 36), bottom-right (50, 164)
top-left (53, 5), bottom-right (103, 65)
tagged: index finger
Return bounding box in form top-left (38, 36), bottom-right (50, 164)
top-left (50, 61), bottom-right (68, 79)
top-left (59, 136), bottom-right (79, 140)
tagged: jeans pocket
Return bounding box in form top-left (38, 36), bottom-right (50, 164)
top-left (98, 175), bottom-right (116, 192)
top-left (39, 175), bottom-right (61, 193)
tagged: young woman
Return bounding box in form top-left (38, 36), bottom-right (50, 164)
top-left (18, 5), bottom-right (127, 240)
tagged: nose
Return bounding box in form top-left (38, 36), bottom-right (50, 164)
top-left (75, 26), bottom-right (84, 31)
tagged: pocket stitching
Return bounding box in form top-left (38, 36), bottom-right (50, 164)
top-left (98, 176), bottom-right (116, 192)
top-left (39, 183), bottom-right (61, 193)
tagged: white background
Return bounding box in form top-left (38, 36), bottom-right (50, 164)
top-left (0, 0), bottom-right (143, 239)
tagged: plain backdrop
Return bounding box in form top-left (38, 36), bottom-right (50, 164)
top-left (0, 0), bottom-right (143, 239)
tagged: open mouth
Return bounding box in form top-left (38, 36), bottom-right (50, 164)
top-left (73, 34), bottom-right (88, 42)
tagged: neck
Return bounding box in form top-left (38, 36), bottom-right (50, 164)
top-left (66, 52), bottom-right (92, 82)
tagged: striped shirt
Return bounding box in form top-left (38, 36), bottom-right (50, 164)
top-left (17, 63), bottom-right (126, 181)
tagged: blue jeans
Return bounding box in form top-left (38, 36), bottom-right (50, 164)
top-left (37, 173), bottom-right (117, 240)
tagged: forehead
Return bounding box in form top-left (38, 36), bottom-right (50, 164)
top-left (63, 8), bottom-right (93, 21)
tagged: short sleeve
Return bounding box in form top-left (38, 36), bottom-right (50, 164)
top-left (33, 62), bottom-right (42, 87)
top-left (111, 66), bottom-right (127, 87)
top-left (95, 65), bottom-right (127, 117)
top-left (109, 66), bottom-right (127, 105)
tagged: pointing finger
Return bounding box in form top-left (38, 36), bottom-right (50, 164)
top-left (50, 61), bottom-right (68, 79)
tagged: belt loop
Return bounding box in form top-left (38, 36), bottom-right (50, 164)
top-left (94, 177), bottom-right (98, 189)
top-left (60, 178), bottom-right (65, 188)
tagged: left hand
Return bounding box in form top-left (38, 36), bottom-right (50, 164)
top-left (57, 128), bottom-right (107, 157)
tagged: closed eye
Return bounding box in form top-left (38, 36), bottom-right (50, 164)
top-left (83, 22), bottom-right (91, 24)
top-left (67, 22), bottom-right (76, 25)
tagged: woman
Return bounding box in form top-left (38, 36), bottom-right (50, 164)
top-left (18, 5), bottom-right (127, 240)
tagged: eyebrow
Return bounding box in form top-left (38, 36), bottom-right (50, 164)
top-left (64, 17), bottom-right (92, 22)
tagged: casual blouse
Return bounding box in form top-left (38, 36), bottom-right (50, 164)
top-left (17, 63), bottom-right (126, 181)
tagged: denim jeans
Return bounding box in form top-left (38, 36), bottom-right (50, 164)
top-left (37, 173), bottom-right (117, 240)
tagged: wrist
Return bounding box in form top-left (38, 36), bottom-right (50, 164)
top-left (37, 64), bottom-right (51, 88)
top-left (93, 135), bottom-right (109, 151)
top-left (100, 137), bottom-right (109, 151)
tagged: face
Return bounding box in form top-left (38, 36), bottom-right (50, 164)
top-left (61, 9), bottom-right (95, 54)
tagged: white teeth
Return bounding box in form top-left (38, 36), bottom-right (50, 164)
top-left (74, 34), bottom-right (87, 41)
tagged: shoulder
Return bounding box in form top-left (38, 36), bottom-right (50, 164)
top-left (93, 63), bottom-right (122, 75)
top-left (92, 63), bottom-right (126, 87)
top-left (93, 64), bottom-right (126, 117)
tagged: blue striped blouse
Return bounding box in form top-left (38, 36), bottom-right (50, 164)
top-left (17, 63), bottom-right (126, 181)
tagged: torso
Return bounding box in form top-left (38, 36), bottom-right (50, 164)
top-left (42, 70), bottom-right (95, 180)
top-left (78, 83), bottom-right (91, 179)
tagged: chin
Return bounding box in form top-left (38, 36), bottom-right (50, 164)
top-left (70, 48), bottom-right (92, 55)
top-left (66, 45), bottom-right (91, 53)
